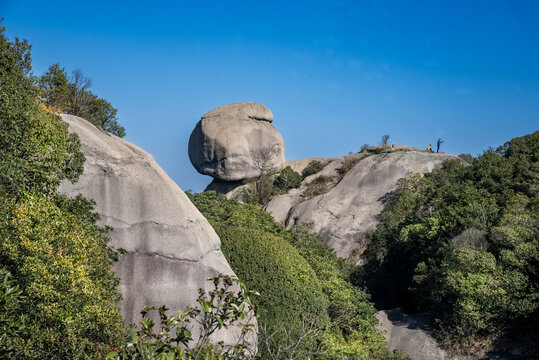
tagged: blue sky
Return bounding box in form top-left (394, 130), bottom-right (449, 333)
top-left (2, 0), bottom-right (538, 192)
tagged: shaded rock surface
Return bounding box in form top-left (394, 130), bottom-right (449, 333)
top-left (188, 102), bottom-right (285, 181)
top-left (285, 150), bottom-right (460, 261)
top-left (375, 308), bottom-right (447, 360)
top-left (58, 115), bottom-right (247, 341)
top-left (263, 189), bottom-right (303, 224)
top-left (205, 178), bottom-right (247, 200)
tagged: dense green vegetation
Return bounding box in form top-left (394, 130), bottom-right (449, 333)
top-left (109, 275), bottom-right (258, 360)
top-left (243, 166), bottom-right (302, 205)
top-left (39, 63), bottom-right (126, 137)
top-left (0, 24), bottom-right (128, 359)
top-left (189, 191), bottom-right (406, 359)
top-left (273, 166), bottom-right (302, 192)
top-left (362, 132), bottom-right (539, 350)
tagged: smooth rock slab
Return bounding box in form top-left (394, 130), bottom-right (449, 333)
top-left (58, 115), bottom-right (242, 334)
top-left (376, 309), bottom-right (447, 360)
top-left (286, 151), bottom-right (459, 261)
top-left (263, 189), bottom-right (303, 224)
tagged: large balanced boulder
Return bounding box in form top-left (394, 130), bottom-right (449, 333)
top-left (286, 150), bottom-right (459, 261)
top-left (188, 102), bottom-right (285, 181)
top-left (58, 114), bottom-right (239, 328)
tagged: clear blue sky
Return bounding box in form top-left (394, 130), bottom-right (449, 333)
top-left (2, 0), bottom-right (538, 192)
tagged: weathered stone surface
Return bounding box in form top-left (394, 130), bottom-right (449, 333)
top-left (375, 308), bottom-right (447, 360)
top-left (263, 189), bottom-right (303, 224)
top-left (286, 151), bottom-right (459, 261)
top-left (202, 101), bottom-right (274, 123)
top-left (204, 179), bottom-right (247, 200)
top-left (57, 115), bottom-right (247, 338)
top-left (302, 153), bottom-right (367, 185)
top-left (188, 102), bottom-right (285, 181)
top-left (285, 157), bottom-right (330, 175)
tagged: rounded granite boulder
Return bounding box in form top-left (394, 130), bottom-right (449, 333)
top-left (188, 102), bottom-right (285, 181)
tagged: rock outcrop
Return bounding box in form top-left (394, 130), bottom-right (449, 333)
top-left (188, 102), bottom-right (285, 181)
top-left (375, 309), bottom-right (447, 360)
top-left (58, 114), bottom-right (240, 330)
top-left (283, 149), bottom-right (459, 261)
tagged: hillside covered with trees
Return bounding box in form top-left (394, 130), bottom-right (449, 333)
top-left (361, 132), bottom-right (538, 355)
top-left (0, 24), bottom-right (128, 358)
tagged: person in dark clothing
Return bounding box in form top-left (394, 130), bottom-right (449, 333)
top-left (437, 138), bottom-right (444, 153)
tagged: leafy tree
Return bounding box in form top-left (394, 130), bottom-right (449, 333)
top-left (0, 193), bottom-right (128, 358)
top-left (363, 132), bottom-right (539, 349)
top-left (0, 24), bottom-right (128, 358)
top-left (0, 26), bottom-right (84, 197)
top-left (38, 64), bottom-right (126, 137)
top-left (39, 63), bottom-right (70, 111)
top-left (87, 96), bottom-right (125, 137)
top-left (274, 166), bottom-right (302, 192)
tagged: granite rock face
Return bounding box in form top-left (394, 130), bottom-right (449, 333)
top-left (263, 189), bottom-right (303, 224)
top-left (58, 115), bottom-right (241, 331)
top-left (286, 151), bottom-right (459, 261)
top-left (188, 102), bottom-right (285, 181)
top-left (375, 309), bottom-right (447, 360)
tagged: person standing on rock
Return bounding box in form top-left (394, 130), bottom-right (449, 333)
top-left (437, 138), bottom-right (444, 153)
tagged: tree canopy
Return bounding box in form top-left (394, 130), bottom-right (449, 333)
top-left (362, 132), bottom-right (539, 350)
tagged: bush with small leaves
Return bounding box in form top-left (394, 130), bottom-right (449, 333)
top-left (107, 274), bottom-right (258, 360)
top-left (188, 192), bottom-right (408, 360)
top-left (301, 160), bottom-right (325, 179)
top-left (274, 166), bottom-right (302, 192)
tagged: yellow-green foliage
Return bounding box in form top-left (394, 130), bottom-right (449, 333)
top-left (188, 192), bottom-right (408, 359)
top-left (220, 227), bottom-right (329, 326)
top-left (0, 24), bottom-right (127, 358)
top-left (0, 25), bottom-right (84, 196)
top-left (0, 192), bottom-right (127, 358)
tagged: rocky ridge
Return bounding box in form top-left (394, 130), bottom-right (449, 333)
top-left (58, 114), bottom-right (252, 344)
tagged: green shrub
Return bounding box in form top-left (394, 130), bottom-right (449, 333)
top-left (274, 166), bottom-right (302, 192)
top-left (304, 175), bottom-right (334, 198)
top-left (242, 174), bottom-right (275, 205)
top-left (188, 192), bottom-right (406, 359)
top-left (0, 192), bottom-right (128, 359)
top-left (302, 160), bottom-right (325, 179)
top-left (108, 275), bottom-right (258, 360)
top-left (363, 132), bottom-right (539, 349)
top-left (0, 24), bottom-right (128, 358)
top-left (289, 227), bottom-right (407, 360)
top-left (0, 268), bottom-right (28, 358)
top-left (219, 226), bottom-right (330, 357)
top-left (336, 158), bottom-right (361, 178)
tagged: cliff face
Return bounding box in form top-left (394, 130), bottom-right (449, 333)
top-left (285, 150), bottom-right (459, 261)
top-left (58, 114), bottom-right (236, 324)
top-left (252, 147), bottom-right (460, 262)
